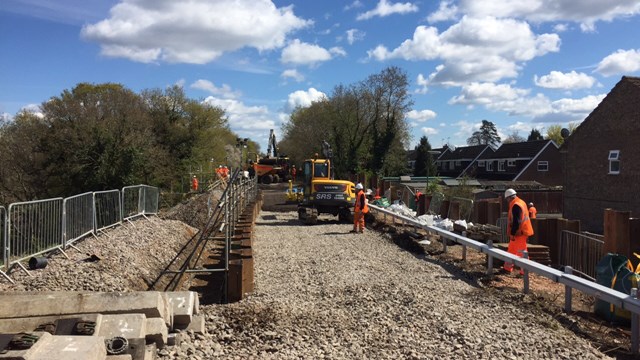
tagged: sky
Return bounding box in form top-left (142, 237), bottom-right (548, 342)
top-left (1, 0), bottom-right (640, 152)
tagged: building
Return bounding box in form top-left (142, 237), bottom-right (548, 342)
top-left (436, 145), bottom-right (492, 178)
top-left (562, 76), bottom-right (640, 233)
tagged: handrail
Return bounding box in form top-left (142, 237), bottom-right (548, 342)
top-left (368, 203), bottom-right (640, 353)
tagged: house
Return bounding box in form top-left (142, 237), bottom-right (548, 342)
top-left (562, 76), bottom-right (640, 233)
top-left (465, 139), bottom-right (563, 186)
top-left (407, 145), bottom-right (448, 175)
top-left (436, 144), bottom-right (492, 178)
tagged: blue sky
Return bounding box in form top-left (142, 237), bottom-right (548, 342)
top-left (2, 0), bottom-right (640, 151)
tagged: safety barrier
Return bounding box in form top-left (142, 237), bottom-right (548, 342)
top-left (427, 192), bottom-right (445, 214)
top-left (63, 192), bottom-right (95, 248)
top-left (0, 206), bottom-right (6, 267)
top-left (369, 204), bottom-right (640, 353)
top-left (560, 230), bottom-right (604, 281)
top-left (496, 217), bottom-right (508, 243)
top-left (122, 185), bottom-right (158, 221)
top-left (94, 190), bottom-right (122, 233)
top-left (448, 197), bottom-right (473, 222)
top-left (6, 198), bottom-right (64, 272)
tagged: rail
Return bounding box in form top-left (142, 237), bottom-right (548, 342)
top-left (368, 204), bottom-right (640, 353)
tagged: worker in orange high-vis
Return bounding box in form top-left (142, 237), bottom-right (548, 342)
top-left (350, 183), bottom-right (369, 234)
top-left (503, 189), bottom-right (534, 275)
top-left (191, 175), bottom-right (199, 192)
top-left (528, 202), bottom-right (537, 219)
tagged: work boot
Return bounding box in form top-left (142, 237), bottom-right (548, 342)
top-left (349, 229), bottom-right (358, 233)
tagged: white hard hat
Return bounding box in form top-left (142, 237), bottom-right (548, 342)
top-left (365, 189), bottom-right (373, 195)
top-left (504, 188), bottom-right (517, 198)
top-left (355, 183), bottom-right (363, 190)
top-left (529, 202), bottom-right (534, 206)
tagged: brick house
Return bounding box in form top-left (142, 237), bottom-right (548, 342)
top-left (436, 145), bottom-right (492, 178)
top-left (465, 140), bottom-right (563, 186)
top-left (562, 76), bottom-right (640, 233)
top-left (408, 145), bottom-right (448, 175)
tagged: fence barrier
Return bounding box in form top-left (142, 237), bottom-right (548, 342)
top-left (496, 217), bottom-right (508, 243)
top-left (7, 198), bottom-right (63, 271)
top-left (94, 190), bottom-right (122, 233)
top-left (560, 230), bottom-right (604, 281)
top-left (449, 197), bottom-right (473, 222)
top-left (368, 204), bottom-right (640, 354)
top-left (1, 206), bottom-right (6, 268)
top-left (428, 192), bottom-right (445, 214)
top-left (63, 192), bottom-right (95, 248)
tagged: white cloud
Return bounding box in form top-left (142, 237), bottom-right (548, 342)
top-left (553, 23), bottom-right (569, 32)
top-left (281, 69), bottom-right (305, 82)
top-left (81, 0), bottom-right (311, 64)
top-left (369, 17), bottom-right (560, 85)
top-left (534, 71), bottom-right (596, 89)
top-left (415, 73), bottom-right (430, 94)
top-left (595, 49), bottom-right (640, 76)
top-left (458, 0), bottom-right (640, 32)
top-left (406, 109), bottom-right (437, 122)
top-left (191, 80), bottom-right (241, 99)
top-left (285, 88), bottom-right (327, 112)
top-left (202, 96), bottom-right (276, 147)
top-left (427, 0), bottom-right (458, 23)
top-left (281, 40), bottom-right (344, 66)
top-left (1, 112), bottom-right (13, 123)
top-left (357, 0), bottom-right (418, 21)
top-left (345, 29), bottom-right (366, 45)
top-left (421, 127), bottom-right (439, 136)
top-left (18, 104), bottom-right (45, 118)
top-left (344, 1), bottom-right (363, 11)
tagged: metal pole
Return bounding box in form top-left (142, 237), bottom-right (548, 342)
top-left (486, 240), bottom-right (493, 277)
top-left (564, 266), bottom-right (573, 312)
top-left (523, 251), bottom-right (529, 294)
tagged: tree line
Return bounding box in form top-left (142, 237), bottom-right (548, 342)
top-left (0, 83), bottom-right (254, 204)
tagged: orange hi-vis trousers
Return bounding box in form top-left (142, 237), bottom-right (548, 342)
top-left (353, 211), bottom-right (365, 232)
top-left (503, 235), bottom-right (528, 274)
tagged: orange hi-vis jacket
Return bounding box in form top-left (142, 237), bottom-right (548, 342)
top-left (508, 197), bottom-right (534, 237)
top-left (354, 190), bottom-right (369, 214)
top-left (529, 206), bottom-right (537, 219)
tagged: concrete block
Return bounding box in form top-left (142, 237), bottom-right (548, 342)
top-left (0, 332), bottom-right (52, 360)
top-left (163, 292), bottom-right (196, 328)
top-left (0, 292), bottom-right (171, 327)
top-left (98, 314), bottom-right (146, 340)
top-left (0, 333), bottom-right (108, 360)
top-left (144, 318), bottom-right (168, 348)
top-left (166, 333), bottom-right (180, 347)
top-left (0, 314), bottom-right (102, 335)
top-left (184, 315), bottom-right (205, 334)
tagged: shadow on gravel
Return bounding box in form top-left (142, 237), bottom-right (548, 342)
top-left (255, 219), bottom-right (302, 226)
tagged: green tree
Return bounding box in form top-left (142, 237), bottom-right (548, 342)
top-left (413, 136), bottom-right (437, 177)
top-left (467, 120), bottom-right (501, 148)
top-left (527, 128), bottom-right (544, 141)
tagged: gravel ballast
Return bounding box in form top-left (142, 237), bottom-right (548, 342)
top-left (192, 211), bottom-right (611, 360)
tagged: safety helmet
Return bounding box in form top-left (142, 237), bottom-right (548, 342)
top-left (504, 188), bottom-right (517, 198)
top-left (529, 202), bottom-right (534, 206)
top-left (355, 183), bottom-right (363, 190)
top-left (365, 189), bottom-right (372, 196)
top-left (193, 175), bottom-right (196, 178)
top-left (219, 165), bottom-right (222, 168)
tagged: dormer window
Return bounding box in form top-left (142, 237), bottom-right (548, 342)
top-left (609, 150), bottom-right (620, 174)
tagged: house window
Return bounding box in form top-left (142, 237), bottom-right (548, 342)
top-left (449, 161), bottom-right (454, 170)
top-left (486, 162), bottom-right (493, 171)
top-left (609, 150), bottom-right (620, 174)
top-left (507, 160), bottom-right (515, 167)
top-left (455, 160), bottom-right (461, 167)
top-left (498, 161), bottom-right (505, 172)
top-left (537, 161), bottom-right (548, 171)
top-left (478, 160), bottom-right (485, 167)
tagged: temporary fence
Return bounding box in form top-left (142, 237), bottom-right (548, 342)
top-left (560, 230), bottom-right (604, 281)
top-left (428, 192), bottom-right (445, 214)
top-left (122, 185), bottom-right (159, 222)
top-left (6, 198), bottom-right (64, 272)
top-left (369, 203), bottom-right (640, 354)
top-left (0, 206), bottom-right (5, 267)
top-left (94, 190), bottom-right (122, 233)
top-left (496, 217), bottom-right (508, 243)
top-left (63, 192), bottom-right (95, 248)
top-left (449, 197), bottom-right (474, 222)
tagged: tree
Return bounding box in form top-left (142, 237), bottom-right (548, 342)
top-left (502, 131), bottom-right (526, 144)
top-left (413, 136), bottom-right (437, 177)
top-left (467, 120), bottom-right (501, 148)
top-left (527, 128), bottom-right (544, 141)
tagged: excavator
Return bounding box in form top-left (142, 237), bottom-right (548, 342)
top-left (297, 140), bottom-right (356, 225)
top-left (252, 129), bottom-right (291, 184)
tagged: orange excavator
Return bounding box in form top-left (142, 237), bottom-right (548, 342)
top-left (252, 129), bottom-right (291, 184)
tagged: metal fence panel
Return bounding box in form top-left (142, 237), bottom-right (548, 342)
top-left (428, 192), bottom-right (445, 214)
top-left (94, 190), bottom-right (122, 232)
top-left (496, 217), bottom-right (508, 243)
top-left (143, 185), bottom-right (159, 215)
top-left (449, 197), bottom-right (474, 222)
top-left (1, 206), bottom-right (6, 268)
top-left (122, 185), bottom-right (144, 221)
top-left (560, 230), bottom-right (604, 281)
top-left (63, 192), bottom-right (95, 247)
top-left (7, 198), bottom-right (63, 269)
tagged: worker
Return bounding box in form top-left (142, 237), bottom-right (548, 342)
top-left (222, 165), bottom-right (229, 179)
top-left (291, 165), bottom-right (297, 182)
top-left (528, 202), bottom-right (537, 219)
top-left (216, 165), bottom-right (223, 178)
top-left (415, 190), bottom-right (422, 210)
top-left (191, 175), bottom-right (199, 192)
top-left (503, 189), bottom-right (534, 275)
top-left (350, 183), bottom-right (369, 234)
